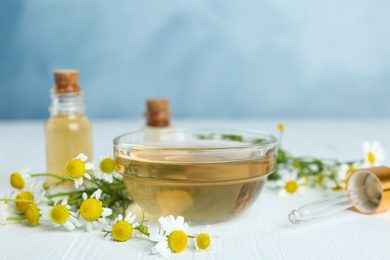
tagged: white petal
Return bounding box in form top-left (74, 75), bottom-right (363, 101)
top-left (168, 215), bottom-right (177, 230)
top-left (93, 189), bottom-right (102, 200)
top-left (149, 234), bottom-right (166, 242)
top-left (278, 189), bottom-right (289, 197)
top-left (85, 162), bottom-right (94, 170)
top-left (76, 153), bottom-right (87, 161)
top-left (176, 215), bottom-right (184, 229)
top-left (74, 181), bottom-right (79, 189)
top-left (128, 214), bottom-right (136, 224)
top-left (108, 174), bottom-right (113, 183)
top-left (82, 192), bottom-right (88, 201)
top-left (19, 167), bottom-right (31, 175)
top-left (86, 221), bottom-right (93, 232)
top-left (158, 216), bottom-right (173, 234)
top-left (76, 220), bottom-right (84, 227)
top-left (98, 218), bottom-right (109, 226)
top-left (124, 212), bottom-right (132, 222)
top-left (151, 241), bottom-right (169, 254)
top-left (83, 173), bottom-right (91, 180)
top-left (64, 221), bottom-right (75, 231)
top-left (182, 223), bottom-right (190, 234)
top-left (102, 208), bottom-right (112, 216)
top-left (69, 215), bottom-right (79, 224)
top-left (118, 214), bottom-right (123, 221)
top-left (92, 221), bottom-right (99, 229)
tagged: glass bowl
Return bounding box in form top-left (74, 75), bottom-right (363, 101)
top-left (114, 128), bottom-right (277, 223)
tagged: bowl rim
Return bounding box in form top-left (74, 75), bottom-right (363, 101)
top-left (113, 127), bottom-right (277, 150)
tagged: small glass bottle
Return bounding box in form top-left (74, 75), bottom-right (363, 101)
top-left (45, 70), bottom-right (93, 183)
top-left (142, 99), bottom-right (172, 142)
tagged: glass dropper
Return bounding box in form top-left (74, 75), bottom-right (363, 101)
top-left (289, 182), bottom-right (383, 224)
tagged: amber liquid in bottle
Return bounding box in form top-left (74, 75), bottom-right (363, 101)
top-left (45, 70), bottom-right (93, 184)
top-left (45, 114), bottom-right (93, 180)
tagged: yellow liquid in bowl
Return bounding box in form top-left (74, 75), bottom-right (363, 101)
top-left (115, 150), bottom-right (276, 223)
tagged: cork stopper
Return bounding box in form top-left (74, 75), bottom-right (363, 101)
top-left (145, 99), bottom-right (171, 127)
top-left (54, 70), bottom-right (81, 93)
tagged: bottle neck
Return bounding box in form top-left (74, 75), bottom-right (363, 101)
top-left (49, 88), bottom-right (86, 116)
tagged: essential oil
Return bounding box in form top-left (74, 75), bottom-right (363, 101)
top-left (45, 70), bottom-right (93, 184)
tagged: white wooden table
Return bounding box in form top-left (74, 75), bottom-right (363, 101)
top-left (1, 119), bottom-right (390, 260)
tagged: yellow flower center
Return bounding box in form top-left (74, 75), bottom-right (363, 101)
top-left (278, 124), bottom-right (285, 131)
top-left (168, 230), bottom-right (188, 253)
top-left (10, 172), bottom-right (25, 189)
top-left (15, 191), bottom-right (33, 213)
top-left (368, 152), bottom-right (375, 165)
top-left (80, 198), bottom-right (102, 222)
top-left (65, 159), bottom-right (85, 179)
top-left (196, 233), bottom-right (211, 250)
top-left (50, 205), bottom-right (70, 224)
top-left (100, 158), bottom-right (116, 174)
top-left (112, 221), bottom-right (133, 242)
top-left (25, 204), bottom-right (40, 225)
top-left (285, 180), bottom-right (299, 194)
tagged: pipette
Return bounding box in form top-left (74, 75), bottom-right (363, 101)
top-left (289, 166), bottom-right (390, 224)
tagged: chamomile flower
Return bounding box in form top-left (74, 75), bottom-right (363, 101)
top-left (65, 153), bottom-right (93, 189)
top-left (14, 186), bottom-right (46, 214)
top-left (191, 226), bottom-right (216, 252)
top-left (9, 168), bottom-right (32, 190)
top-left (94, 155), bottom-right (121, 183)
top-left (40, 200), bottom-right (79, 231)
top-left (150, 215), bottom-right (191, 257)
top-left (276, 171), bottom-right (307, 197)
top-left (24, 203), bottom-right (51, 226)
top-left (330, 164), bottom-right (358, 191)
top-left (109, 212), bottom-right (137, 242)
top-left (77, 189), bottom-right (112, 232)
top-left (362, 141), bottom-right (386, 168)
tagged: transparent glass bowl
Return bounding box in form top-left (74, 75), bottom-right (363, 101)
top-left (114, 128), bottom-right (277, 223)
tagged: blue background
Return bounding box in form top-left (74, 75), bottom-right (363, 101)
top-left (1, 0), bottom-right (390, 119)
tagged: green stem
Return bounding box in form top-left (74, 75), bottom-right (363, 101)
top-left (108, 184), bottom-right (126, 190)
top-left (89, 179), bottom-right (110, 193)
top-left (31, 173), bottom-right (70, 181)
top-left (7, 216), bottom-right (26, 221)
top-left (0, 199), bottom-right (34, 203)
top-left (46, 190), bottom-right (84, 199)
top-left (67, 197), bottom-right (83, 204)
